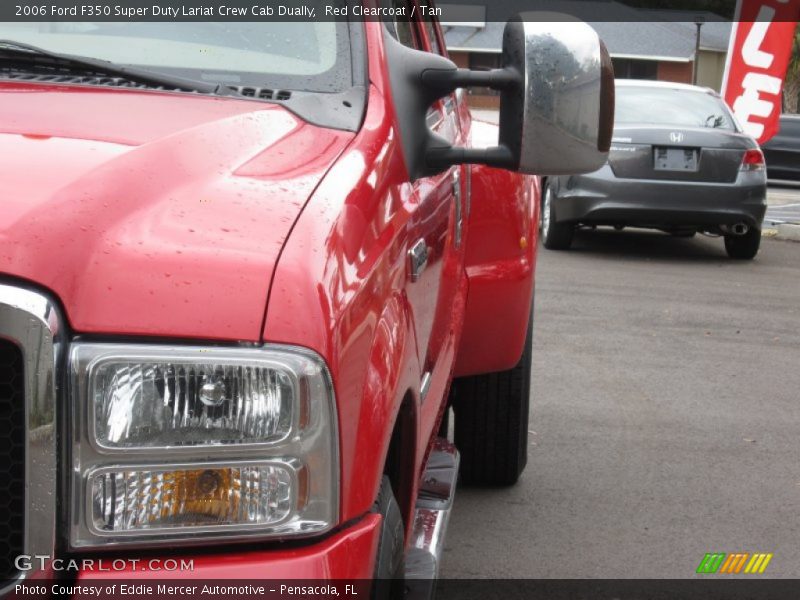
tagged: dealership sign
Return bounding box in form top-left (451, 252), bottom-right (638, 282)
top-left (721, 0), bottom-right (800, 143)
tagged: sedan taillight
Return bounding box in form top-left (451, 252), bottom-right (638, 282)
top-left (741, 148), bottom-right (765, 171)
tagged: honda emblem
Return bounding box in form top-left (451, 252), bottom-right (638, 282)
top-left (670, 132), bottom-right (685, 143)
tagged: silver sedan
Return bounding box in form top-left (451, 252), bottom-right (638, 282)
top-left (540, 80), bottom-right (768, 260)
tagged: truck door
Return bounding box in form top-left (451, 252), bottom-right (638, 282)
top-left (389, 3), bottom-right (468, 405)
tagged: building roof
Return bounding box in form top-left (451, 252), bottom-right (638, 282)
top-left (643, 10), bottom-right (732, 53)
top-left (443, 1), bottom-right (732, 60)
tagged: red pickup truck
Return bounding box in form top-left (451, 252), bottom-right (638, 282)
top-left (0, 7), bottom-right (612, 596)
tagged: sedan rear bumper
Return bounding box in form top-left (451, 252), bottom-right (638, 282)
top-left (553, 166), bottom-right (767, 229)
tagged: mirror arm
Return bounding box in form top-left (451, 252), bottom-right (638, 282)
top-left (426, 145), bottom-right (517, 170)
top-left (421, 67), bottom-right (521, 172)
top-left (420, 67), bottom-right (519, 94)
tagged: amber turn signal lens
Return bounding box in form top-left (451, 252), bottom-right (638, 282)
top-left (90, 464), bottom-right (293, 533)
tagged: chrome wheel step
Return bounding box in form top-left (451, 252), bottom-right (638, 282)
top-left (404, 437), bottom-right (459, 597)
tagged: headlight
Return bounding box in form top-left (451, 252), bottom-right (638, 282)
top-left (69, 344), bottom-right (338, 549)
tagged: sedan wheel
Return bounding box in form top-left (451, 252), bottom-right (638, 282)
top-left (724, 228), bottom-right (761, 260)
top-left (541, 183), bottom-right (574, 250)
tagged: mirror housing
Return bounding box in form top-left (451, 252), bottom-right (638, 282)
top-left (499, 16), bottom-right (615, 175)
top-left (384, 14), bottom-right (614, 180)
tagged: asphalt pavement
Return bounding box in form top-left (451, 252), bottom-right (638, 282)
top-left (441, 232), bottom-right (800, 578)
top-left (766, 183), bottom-right (800, 226)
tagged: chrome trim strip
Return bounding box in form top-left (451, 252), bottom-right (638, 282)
top-left (453, 170), bottom-right (463, 248)
top-left (0, 284), bottom-right (60, 591)
top-left (464, 165), bottom-right (472, 218)
top-left (419, 371), bottom-right (432, 402)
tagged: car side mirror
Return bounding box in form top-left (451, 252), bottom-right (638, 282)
top-left (384, 14), bottom-right (615, 180)
top-left (499, 17), bottom-right (615, 175)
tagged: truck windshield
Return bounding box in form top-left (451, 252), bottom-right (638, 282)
top-left (615, 86), bottom-right (737, 131)
top-left (0, 18), bottom-right (354, 93)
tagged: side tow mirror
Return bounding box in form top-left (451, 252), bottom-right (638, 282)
top-left (499, 16), bottom-right (615, 175)
top-left (384, 14), bottom-right (614, 180)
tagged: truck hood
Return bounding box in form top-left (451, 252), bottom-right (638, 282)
top-left (0, 83), bottom-right (353, 340)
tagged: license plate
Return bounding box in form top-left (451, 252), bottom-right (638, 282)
top-left (654, 147), bottom-right (698, 171)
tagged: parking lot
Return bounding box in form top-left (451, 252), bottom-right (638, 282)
top-left (442, 230), bottom-right (800, 578)
top-left (766, 184), bottom-right (800, 226)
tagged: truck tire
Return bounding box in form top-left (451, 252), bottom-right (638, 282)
top-left (451, 308), bottom-right (533, 486)
top-left (724, 228), bottom-right (760, 260)
top-left (372, 476), bottom-right (405, 599)
top-left (540, 181), bottom-right (574, 250)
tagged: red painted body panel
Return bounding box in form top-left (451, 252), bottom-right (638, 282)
top-left (77, 515), bottom-right (381, 580)
top-left (454, 120), bottom-right (541, 376)
top-left (0, 82), bottom-right (352, 340)
top-left (262, 21), bottom-right (430, 528)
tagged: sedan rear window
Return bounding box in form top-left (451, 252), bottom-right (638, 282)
top-left (615, 86), bottom-right (737, 131)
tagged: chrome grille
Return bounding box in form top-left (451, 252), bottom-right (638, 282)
top-left (0, 285), bottom-right (59, 591)
top-left (0, 340), bottom-right (24, 580)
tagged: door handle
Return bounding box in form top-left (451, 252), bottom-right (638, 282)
top-left (408, 238), bottom-right (429, 282)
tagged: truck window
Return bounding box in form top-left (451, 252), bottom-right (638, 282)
top-left (385, 0), bottom-right (420, 50)
top-left (0, 6), bottom-right (357, 94)
top-left (422, 16), bottom-right (443, 56)
top-left (384, 0), bottom-right (443, 128)
top-left (419, 4), bottom-right (458, 125)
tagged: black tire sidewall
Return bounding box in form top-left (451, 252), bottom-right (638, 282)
top-left (724, 228), bottom-right (761, 260)
top-left (541, 182), bottom-right (574, 250)
top-left (372, 477), bottom-right (405, 598)
top-left (452, 305), bottom-right (533, 486)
